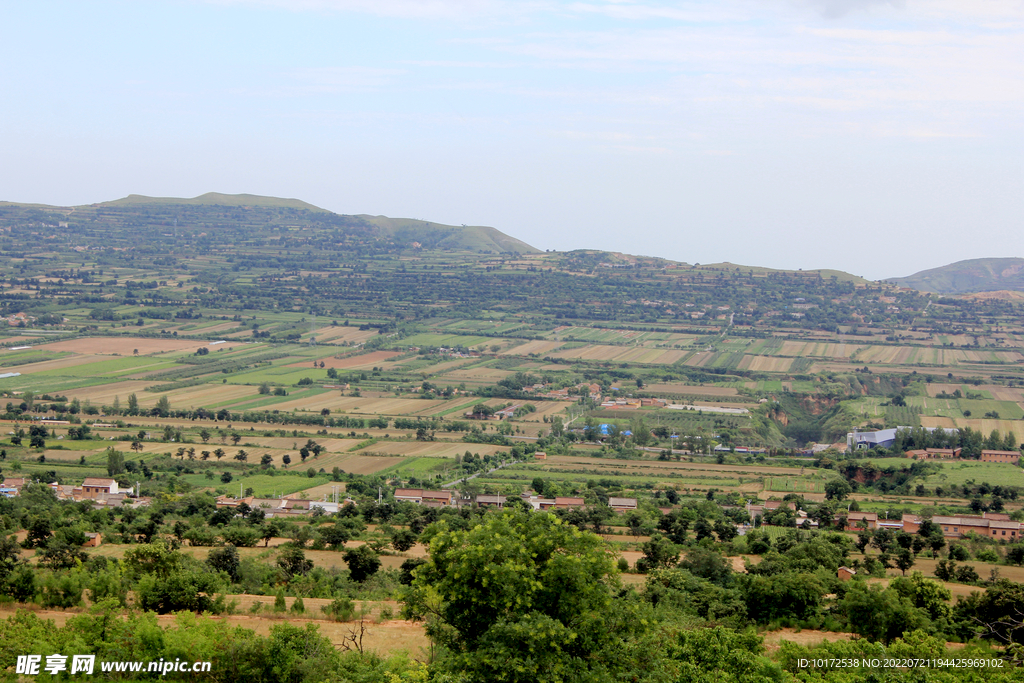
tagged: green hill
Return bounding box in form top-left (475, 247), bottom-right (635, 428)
top-left (0, 193), bottom-right (539, 254)
top-left (888, 258), bottom-right (1024, 293)
top-left (100, 192), bottom-right (329, 212)
top-left (356, 215), bottom-right (539, 253)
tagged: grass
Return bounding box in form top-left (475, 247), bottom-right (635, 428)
top-left (379, 457), bottom-right (452, 477)
top-left (921, 461), bottom-right (1024, 487)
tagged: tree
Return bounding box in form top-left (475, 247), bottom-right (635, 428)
top-left (895, 548), bottom-right (916, 575)
top-left (343, 545), bottom-right (381, 582)
top-left (155, 395), bottom-right (171, 417)
top-left (207, 545), bottom-right (240, 582)
top-left (200, 428), bottom-right (211, 443)
top-left (106, 447), bottom-right (125, 476)
top-left (277, 546), bottom-right (313, 579)
top-left (127, 393), bottom-right (139, 415)
top-left (824, 479), bottom-right (852, 501)
top-left (391, 528), bottom-right (417, 552)
top-left (531, 477), bottom-right (545, 496)
top-left (235, 449), bottom-right (248, 463)
top-left (404, 510), bottom-right (623, 683)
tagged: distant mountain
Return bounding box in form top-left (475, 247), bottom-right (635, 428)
top-left (100, 192), bottom-right (329, 213)
top-left (0, 192), bottom-right (539, 254)
top-left (354, 215), bottom-right (539, 254)
top-left (888, 258), bottom-right (1024, 294)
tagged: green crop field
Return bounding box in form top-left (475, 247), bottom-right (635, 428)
top-left (921, 461), bottom-right (1024, 488)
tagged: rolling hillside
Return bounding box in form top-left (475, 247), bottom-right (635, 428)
top-left (889, 258), bottom-right (1024, 294)
top-left (0, 193), bottom-right (539, 254)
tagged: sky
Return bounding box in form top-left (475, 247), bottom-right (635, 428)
top-left (2, 0), bottom-right (1022, 280)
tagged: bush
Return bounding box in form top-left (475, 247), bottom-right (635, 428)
top-left (974, 548), bottom-right (1000, 563)
top-left (617, 557), bottom-right (630, 572)
top-left (323, 596), bottom-right (355, 621)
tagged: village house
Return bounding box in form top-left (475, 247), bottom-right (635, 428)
top-left (81, 477), bottom-right (119, 499)
top-left (554, 497), bottom-right (585, 509)
top-left (475, 494), bottom-right (506, 508)
top-left (837, 566), bottom-right (856, 582)
top-left (608, 497), bottom-right (638, 512)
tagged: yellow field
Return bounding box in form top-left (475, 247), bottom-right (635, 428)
top-left (540, 344), bottom-right (687, 365)
top-left (434, 367), bottom-right (514, 382)
top-left (2, 353), bottom-right (110, 375)
top-left (58, 380), bottom-right (155, 403)
top-left (358, 441), bottom-right (509, 458)
top-left (35, 337), bottom-right (246, 356)
top-left (644, 383), bottom-right (739, 396)
top-left (263, 395), bottom-right (450, 415)
top-left (501, 340), bottom-right (564, 356)
top-left (778, 341), bottom-right (861, 359)
top-left (135, 383), bottom-right (259, 409)
top-left (514, 401), bottom-right (573, 422)
top-left (739, 356), bottom-right (794, 372)
top-left (921, 416), bottom-right (1024, 441)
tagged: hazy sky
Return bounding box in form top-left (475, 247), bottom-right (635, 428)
top-left (3, 0), bottom-right (1022, 279)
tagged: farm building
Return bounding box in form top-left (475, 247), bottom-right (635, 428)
top-left (847, 428), bottom-right (903, 450)
top-left (903, 513), bottom-right (1020, 540)
top-left (554, 497), bottom-right (585, 509)
top-left (844, 511), bottom-right (878, 531)
top-left (475, 494), bottom-right (506, 508)
top-left (609, 497), bottom-right (638, 511)
top-left (905, 448), bottom-right (961, 460)
top-left (980, 450), bottom-right (1021, 464)
top-left (394, 488), bottom-right (454, 507)
top-left (837, 566), bottom-right (856, 582)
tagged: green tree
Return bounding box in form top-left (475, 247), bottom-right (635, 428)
top-left (155, 395), bottom-right (171, 417)
top-left (343, 545), bottom-right (381, 582)
top-left (105, 447), bottom-right (125, 476)
top-left (824, 478), bottom-right (852, 501)
top-left (405, 510), bottom-right (623, 682)
top-left (391, 528), bottom-right (417, 553)
top-left (127, 393), bottom-right (139, 415)
top-left (277, 546), bottom-right (313, 579)
top-left (636, 534), bottom-right (681, 573)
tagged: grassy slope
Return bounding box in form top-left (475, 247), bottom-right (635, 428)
top-left (889, 257), bottom-right (1024, 293)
